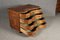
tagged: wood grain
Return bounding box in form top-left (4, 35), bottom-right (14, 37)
top-left (56, 0), bottom-right (60, 12)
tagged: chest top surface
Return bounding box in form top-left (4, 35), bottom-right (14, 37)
top-left (8, 4), bottom-right (40, 13)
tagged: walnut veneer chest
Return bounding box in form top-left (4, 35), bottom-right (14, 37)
top-left (8, 4), bottom-right (46, 36)
top-left (56, 0), bottom-right (60, 12)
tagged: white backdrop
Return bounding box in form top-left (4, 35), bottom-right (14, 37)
top-left (1, 0), bottom-right (57, 16)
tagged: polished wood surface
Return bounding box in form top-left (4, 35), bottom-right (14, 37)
top-left (56, 0), bottom-right (60, 12)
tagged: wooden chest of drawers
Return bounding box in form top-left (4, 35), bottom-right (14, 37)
top-left (8, 4), bottom-right (46, 36)
top-left (56, 0), bottom-right (60, 12)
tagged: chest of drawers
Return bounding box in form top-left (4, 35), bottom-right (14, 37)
top-left (8, 4), bottom-right (46, 36)
top-left (56, 0), bottom-right (60, 12)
